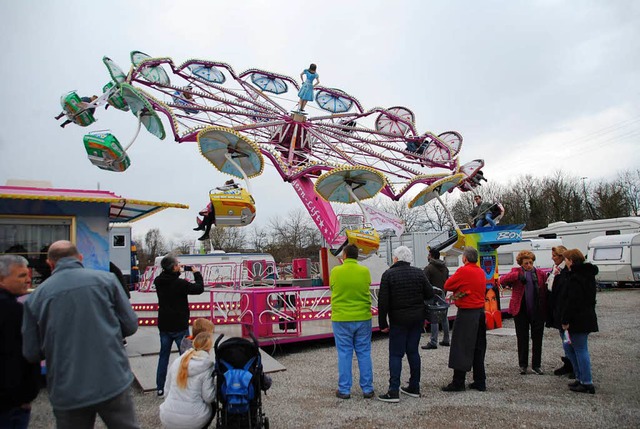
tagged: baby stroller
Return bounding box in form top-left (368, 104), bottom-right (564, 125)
top-left (214, 334), bottom-right (269, 429)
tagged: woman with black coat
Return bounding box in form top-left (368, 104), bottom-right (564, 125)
top-left (545, 246), bottom-right (574, 377)
top-left (560, 249), bottom-right (599, 394)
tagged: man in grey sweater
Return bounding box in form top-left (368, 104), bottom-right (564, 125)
top-left (22, 241), bottom-right (140, 429)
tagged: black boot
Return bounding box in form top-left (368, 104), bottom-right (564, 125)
top-left (554, 356), bottom-right (573, 376)
top-left (442, 370), bottom-right (466, 392)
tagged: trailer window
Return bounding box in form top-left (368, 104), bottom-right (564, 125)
top-left (498, 253), bottom-right (514, 266)
top-left (112, 234), bottom-right (126, 248)
top-left (444, 255), bottom-right (459, 268)
top-left (593, 247), bottom-right (623, 261)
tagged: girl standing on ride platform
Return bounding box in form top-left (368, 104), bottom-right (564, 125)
top-left (297, 63), bottom-right (320, 112)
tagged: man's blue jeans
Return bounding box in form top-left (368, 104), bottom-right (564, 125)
top-left (156, 330), bottom-right (189, 391)
top-left (476, 213), bottom-right (496, 227)
top-left (563, 332), bottom-right (593, 385)
top-left (0, 406), bottom-right (30, 429)
top-left (388, 320), bottom-right (423, 392)
top-left (332, 320), bottom-right (374, 395)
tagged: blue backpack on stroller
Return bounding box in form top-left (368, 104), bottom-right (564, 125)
top-left (214, 334), bottom-right (269, 429)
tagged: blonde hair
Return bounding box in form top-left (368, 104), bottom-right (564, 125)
top-left (516, 250), bottom-right (536, 266)
top-left (176, 332), bottom-right (213, 389)
top-left (563, 248), bottom-right (585, 265)
top-left (192, 318), bottom-right (214, 337)
top-left (552, 245), bottom-right (567, 256)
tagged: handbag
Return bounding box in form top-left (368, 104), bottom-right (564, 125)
top-left (425, 294), bottom-right (450, 323)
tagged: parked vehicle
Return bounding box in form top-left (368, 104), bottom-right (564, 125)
top-left (522, 217), bottom-right (640, 255)
top-left (587, 233), bottom-right (640, 287)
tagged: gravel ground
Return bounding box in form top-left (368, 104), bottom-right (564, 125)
top-left (29, 289), bottom-right (640, 428)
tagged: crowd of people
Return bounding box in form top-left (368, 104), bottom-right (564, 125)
top-left (0, 238), bottom-right (599, 428)
top-left (329, 243), bottom-right (599, 403)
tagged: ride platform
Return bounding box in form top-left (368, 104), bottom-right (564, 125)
top-left (125, 325), bottom-right (286, 392)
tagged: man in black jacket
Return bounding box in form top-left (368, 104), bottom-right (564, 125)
top-left (422, 248), bottom-right (450, 349)
top-left (0, 255), bottom-right (40, 428)
top-left (377, 246), bottom-right (434, 403)
top-left (154, 255), bottom-right (205, 396)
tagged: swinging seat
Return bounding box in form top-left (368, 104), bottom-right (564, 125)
top-left (83, 132), bottom-right (131, 172)
top-left (60, 91), bottom-right (96, 127)
top-left (208, 187), bottom-right (256, 226)
top-left (103, 82), bottom-right (129, 111)
top-left (345, 226), bottom-right (380, 256)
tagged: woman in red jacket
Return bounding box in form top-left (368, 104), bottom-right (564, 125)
top-left (500, 250), bottom-right (548, 375)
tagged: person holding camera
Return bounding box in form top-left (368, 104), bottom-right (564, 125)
top-left (155, 255), bottom-right (205, 397)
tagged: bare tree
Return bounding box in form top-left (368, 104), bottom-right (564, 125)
top-left (375, 197), bottom-right (426, 232)
top-left (267, 209), bottom-right (321, 261)
top-left (245, 225), bottom-right (269, 252)
top-left (616, 169), bottom-right (640, 216)
top-left (591, 180), bottom-right (630, 219)
top-left (206, 227), bottom-right (247, 252)
top-left (139, 228), bottom-right (167, 269)
top-left (171, 238), bottom-right (193, 255)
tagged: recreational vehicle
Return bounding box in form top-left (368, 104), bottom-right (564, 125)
top-left (587, 233), bottom-right (640, 287)
top-left (522, 217), bottom-right (640, 255)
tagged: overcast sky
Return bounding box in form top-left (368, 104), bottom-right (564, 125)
top-left (1, 0), bottom-right (638, 243)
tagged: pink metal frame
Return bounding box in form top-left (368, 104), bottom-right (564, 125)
top-left (134, 285), bottom-right (382, 345)
top-left (123, 57), bottom-right (464, 245)
top-left (136, 260), bottom-right (278, 292)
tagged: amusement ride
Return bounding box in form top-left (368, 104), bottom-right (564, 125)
top-left (56, 51), bottom-right (526, 341)
top-left (57, 51), bottom-right (490, 258)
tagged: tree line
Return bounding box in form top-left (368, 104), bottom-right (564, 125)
top-left (136, 169), bottom-right (639, 268)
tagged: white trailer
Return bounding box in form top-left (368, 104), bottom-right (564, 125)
top-left (109, 224), bottom-right (134, 283)
top-left (378, 231), bottom-right (452, 268)
top-left (587, 233), bottom-right (640, 286)
top-left (522, 217), bottom-right (640, 255)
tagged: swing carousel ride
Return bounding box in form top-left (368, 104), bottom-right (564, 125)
top-left (57, 51), bottom-right (488, 256)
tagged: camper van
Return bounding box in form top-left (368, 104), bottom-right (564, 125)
top-left (522, 217), bottom-right (640, 255)
top-left (444, 238), bottom-right (562, 275)
top-left (587, 233), bottom-right (640, 287)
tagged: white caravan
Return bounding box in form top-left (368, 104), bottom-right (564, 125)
top-left (587, 233), bottom-right (640, 286)
top-left (522, 217), bottom-right (640, 255)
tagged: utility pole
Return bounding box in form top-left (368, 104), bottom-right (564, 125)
top-left (581, 177), bottom-right (595, 219)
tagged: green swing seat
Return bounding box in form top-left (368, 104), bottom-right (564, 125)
top-left (83, 132), bottom-right (131, 172)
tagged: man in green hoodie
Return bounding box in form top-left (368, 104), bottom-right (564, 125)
top-left (330, 244), bottom-right (374, 400)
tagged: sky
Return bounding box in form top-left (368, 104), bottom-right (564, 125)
top-left (0, 0), bottom-right (638, 244)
